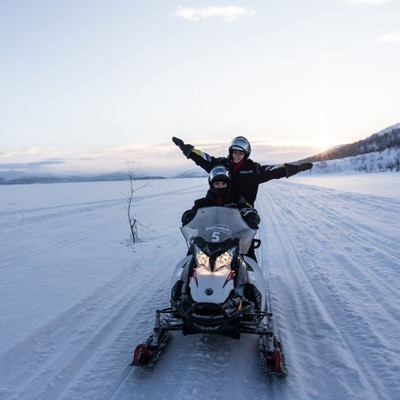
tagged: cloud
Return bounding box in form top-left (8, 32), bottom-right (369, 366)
top-left (344, 0), bottom-right (388, 4)
top-left (0, 145), bottom-right (189, 176)
top-left (0, 160), bottom-right (65, 169)
top-left (374, 32), bottom-right (400, 43)
top-left (172, 6), bottom-right (254, 22)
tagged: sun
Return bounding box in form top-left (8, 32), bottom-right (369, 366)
top-left (314, 136), bottom-right (334, 153)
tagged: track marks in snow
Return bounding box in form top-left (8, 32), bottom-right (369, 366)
top-left (0, 184), bottom-right (193, 400)
top-left (0, 241), bottom-right (180, 400)
top-left (1, 179), bottom-right (399, 400)
top-left (0, 199), bottom-right (127, 271)
top-left (256, 181), bottom-right (400, 400)
top-left (1, 269), bottom-right (138, 399)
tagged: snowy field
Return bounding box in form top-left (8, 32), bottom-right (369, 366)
top-left (291, 172), bottom-right (400, 199)
top-left (0, 174), bottom-right (399, 400)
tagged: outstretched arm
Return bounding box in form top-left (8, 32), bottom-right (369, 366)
top-left (255, 162), bottom-right (313, 183)
top-left (284, 163), bottom-right (313, 177)
top-left (172, 136), bottom-right (220, 173)
top-left (172, 137), bottom-right (194, 158)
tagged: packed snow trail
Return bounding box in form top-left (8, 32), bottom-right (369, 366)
top-left (256, 182), bottom-right (400, 400)
top-left (0, 178), bottom-right (399, 400)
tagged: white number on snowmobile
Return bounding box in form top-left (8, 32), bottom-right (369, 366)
top-left (211, 231), bottom-right (220, 242)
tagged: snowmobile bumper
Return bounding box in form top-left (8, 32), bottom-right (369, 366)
top-left (182, 302), bottom-right (242, 339)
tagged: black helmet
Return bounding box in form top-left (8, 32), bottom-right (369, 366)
top-left (229, 136), bottom-right (251, 158)
top-left (208, 165), bottom-right (231, 187)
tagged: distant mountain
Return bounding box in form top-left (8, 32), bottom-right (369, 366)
top-left (300, 123), bottom-right (400, 163)
top-left (174, 168), bottom-right (208, 179)
top-left (0, 171), bottom-right (165, 185)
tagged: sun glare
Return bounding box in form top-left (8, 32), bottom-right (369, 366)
top-left (314, 136), bottom-right (334, 152)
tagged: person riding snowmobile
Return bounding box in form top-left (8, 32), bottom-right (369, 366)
top-left (173, 136), bottom-right (313, 206)
top-left (181, 165), bottom-right (260, 260)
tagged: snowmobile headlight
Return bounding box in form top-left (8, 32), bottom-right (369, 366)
top-left (195, 247), bottom-right (211, 271)
top-left (194, 245), bottom-right (235, 273)
top-left (214, 248), bottom-right (234, 272)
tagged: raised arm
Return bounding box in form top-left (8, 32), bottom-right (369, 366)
top-left (284, 162), bottom-right (313, 177)
top-left (172, 136), bottom-right (222, 173)
top-left (255, 162), bottom-right (313, 183)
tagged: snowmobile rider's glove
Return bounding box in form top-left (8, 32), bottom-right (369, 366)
top-left (181, 209), bottom-right (196, 226)
top-left (172, 137), bottom-right (194, 158)
top-left (284, 162), bottom-right (313, 178)
top-left (241, 207), bottom-right (260, 229)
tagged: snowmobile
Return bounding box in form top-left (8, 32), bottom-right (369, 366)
top-left (131, 207), bottom-right (286, 375)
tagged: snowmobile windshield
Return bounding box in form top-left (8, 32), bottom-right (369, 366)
top-left (181, 207), bottom-right (256, 254)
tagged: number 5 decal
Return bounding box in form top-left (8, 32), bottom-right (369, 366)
top-left (211, 231), bottom-right (220, 242)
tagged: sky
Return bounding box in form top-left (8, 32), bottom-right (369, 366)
top-left (1, 0), bottom-right (399, 176)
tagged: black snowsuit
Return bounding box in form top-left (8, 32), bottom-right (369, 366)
top-left (175, 142), bottom-right (311, 206)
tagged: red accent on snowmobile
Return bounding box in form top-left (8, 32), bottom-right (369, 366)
top-left (222, 270), bottom-right (235, 288)
top-left (266, 348), bottom-right (283, 374)
top-left (190, 269), bottom-right (198, 286)
top-left (273, 348), bottom-right (283, 374)
top-left (132, 344), bottom-right (153, 365)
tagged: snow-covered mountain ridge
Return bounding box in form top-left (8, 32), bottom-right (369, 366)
top-left (301, 123), bottom-right (400, 174)
top-left (304, 147), bottom-right (400, 175)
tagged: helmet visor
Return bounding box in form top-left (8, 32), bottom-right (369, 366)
top-left (229, 137), bottom-right (251, 155)
top-left (209, 165), bottom-right (230, 184)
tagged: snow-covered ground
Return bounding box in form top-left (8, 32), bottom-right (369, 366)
top-left (291, 172), bottom-right (400, 199)
top-left (0, 174), bottom-right (399, 400)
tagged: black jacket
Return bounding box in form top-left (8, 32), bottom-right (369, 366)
top-left (188, 149), bottom-right (287, 206)
top-left (173, 137), bottom-right (312, 206)
top-left (181, 189), bottom-right (260, 229)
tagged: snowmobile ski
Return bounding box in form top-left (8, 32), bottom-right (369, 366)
top-left (258, 335), bottom-right (286, 375)
top-left (131, 329), bottom-right (171, 367)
